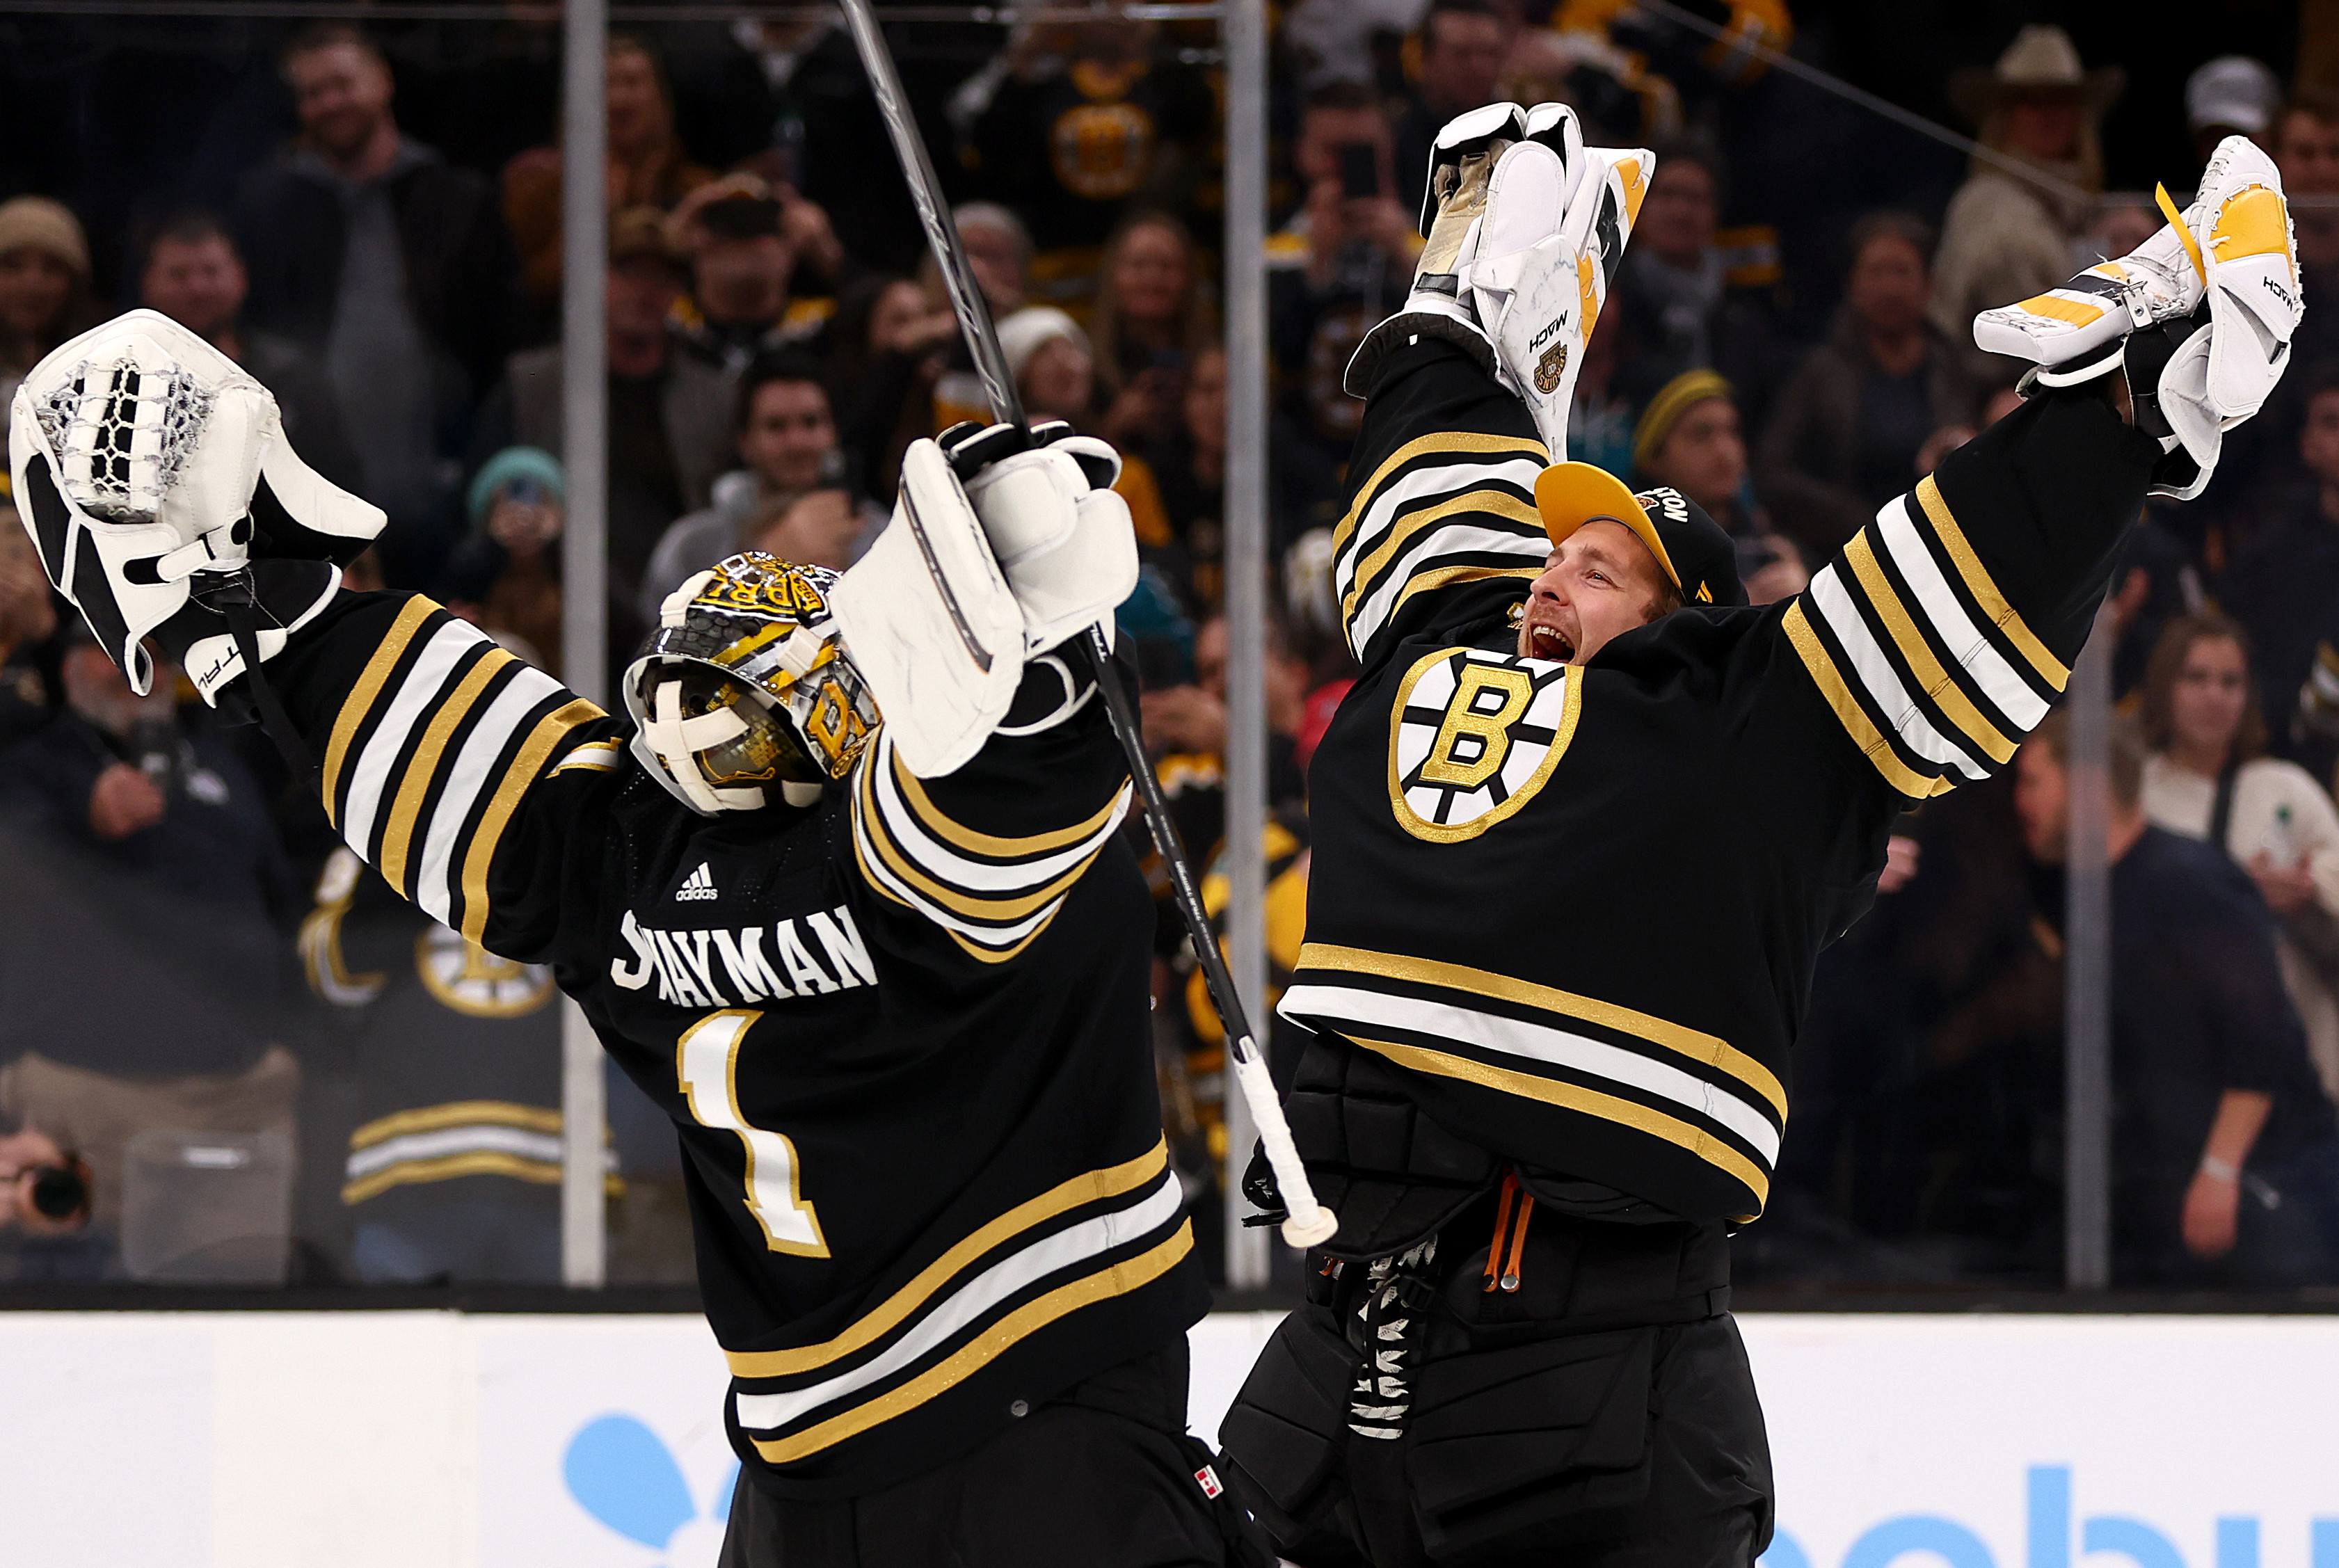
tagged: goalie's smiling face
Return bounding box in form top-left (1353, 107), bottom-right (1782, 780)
top-left (1517, 520), bottom-right (1668, 666)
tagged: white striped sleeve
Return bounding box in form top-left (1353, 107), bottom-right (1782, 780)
top-left (1781, 478), bottom-right (2070, 800)
top-left (317, 598), bottom-right (607, 945)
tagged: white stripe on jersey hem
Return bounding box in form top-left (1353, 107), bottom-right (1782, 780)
top-left (1807, 566), bottom-right (1989, 781)
top-left (1280, 983), bottom-right (1783, 1165)
top-left (731, 1169), bottom-right (1186, 1435)
top-left (411, 664), bottom-right (566, 925)
top-left (342, 621), bottom-right (493, 850)
top-left (1350, 523), bottom-right (1549, 655)
top-left (345, 1122), bottom-right (566, 1179)
top-left (1874, 498), bottom-right (2051, 732)
top-left (1336, 454), bottom-right (1547, 586)
top-left (868, 735), bottom-right (1126, 890)
top-left (853, 822), bottom-right (1063, 947)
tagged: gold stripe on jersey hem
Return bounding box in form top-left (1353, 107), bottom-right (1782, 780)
top-left (457, 698), bottom-right (605, 944)
top-left (1911, 477), bottom-right (2070, 690)
top-left (1342, 490), bottom-right (1544, 626)
top-left (321, 596), bottom-right (438, 826)
top-left (887, 745), bottom-right (1128, 860)
top-left (748, 1221), bottom-right (1195, 1464)
top-left (350, 1098), bottom-right (564, 1149)
top-left (725, 1139), bottom-right (1172, 1379)
top-left (341, 1149), bottom-right (566, 1206)
top-left (859, 765), bottom-right (1112, 922)
top-left (1782, 602), bottom-right (1954, 800)
top-left (1348, 1034), bottom-right (1768, 1215)
top-left (1842, 534), bottom-right (2016, 765)
top-left (379, 647), bottom-right (516, 890)
top-left (1296, 943), bottom-right (1787, 1117)
top-left (1334, 431), bottom-right (1550, 561)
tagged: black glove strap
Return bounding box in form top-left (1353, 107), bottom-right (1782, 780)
top-left (217, 589), bottom-right (317, 783)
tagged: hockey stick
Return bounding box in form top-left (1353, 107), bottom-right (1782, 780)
top-left (836, 0), bottom-right (1338, 1250)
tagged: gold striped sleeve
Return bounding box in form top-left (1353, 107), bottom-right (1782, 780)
top-left (377, 647), bottom-right (516, 890)
top-left (321, 596), bottom-right (438, 826)
top-left (1782, 602), bottom-right (1954, 800)
top-left (455, 698), bottom-right (605, 945)
top-left (1842, 533), bottom-right (2017, 765)
top-left (1341, 488), bottom-right (1547, 626)
top-left (1332, 430), bottom-right (1549, 561)
top-left (1913, 474), bottom-right (2070, 690)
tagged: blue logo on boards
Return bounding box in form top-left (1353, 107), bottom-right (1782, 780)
top-left (1759, 1467), bottom-right (2339, 1568)
top-left (564, 1414), bottom-right (740, 1565)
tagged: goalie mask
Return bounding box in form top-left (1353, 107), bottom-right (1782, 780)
top-left (623, 553), bottom-right (879, 815)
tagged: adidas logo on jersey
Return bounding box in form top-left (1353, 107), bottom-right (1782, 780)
top-left (673, 863), bottom-right (718, 902)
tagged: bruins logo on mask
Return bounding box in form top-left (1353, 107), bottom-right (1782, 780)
top-left (1387, 646), bottom-right (1581, 842)
top-left (1533, 339), bottom-right (1569, 395)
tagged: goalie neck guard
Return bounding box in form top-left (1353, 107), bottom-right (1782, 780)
top-left (623, 552), bottom-right (879, 815)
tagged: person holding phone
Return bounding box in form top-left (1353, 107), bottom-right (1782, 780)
top-left (1269, 82), bottom-right (1425, 468)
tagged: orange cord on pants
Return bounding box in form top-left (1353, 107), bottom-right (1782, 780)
top-left (1481, 1171), bottom-right (1535, 1293)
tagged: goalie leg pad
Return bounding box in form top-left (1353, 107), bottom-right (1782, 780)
top-left (828, 438), bottom-right (1025, 778)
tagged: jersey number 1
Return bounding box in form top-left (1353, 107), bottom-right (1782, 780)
top-left (676, 1009), bottom-right (830, 1256)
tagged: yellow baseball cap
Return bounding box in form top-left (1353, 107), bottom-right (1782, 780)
top-left (1532, 462), bottom-right (1746, 608)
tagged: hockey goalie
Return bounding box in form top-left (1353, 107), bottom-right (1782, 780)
top-left (8, 315), bottom-right (1269, 1566)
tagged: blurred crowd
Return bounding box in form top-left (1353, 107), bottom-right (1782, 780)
top-left (3, 2), bottom-right (2339, 1293)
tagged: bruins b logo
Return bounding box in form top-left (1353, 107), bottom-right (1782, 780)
top-left (1388, 647), bottom-right (1581, 842)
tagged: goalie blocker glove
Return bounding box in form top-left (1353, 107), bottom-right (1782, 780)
top-left (1973, 134), bottom-right (2301, 499)
top-left (1344, 102), bottom-right (1652, 458)
top-left (8, 309), bottom-right (383, 706)
top-left (939, 418), bottom-right (1140, 656)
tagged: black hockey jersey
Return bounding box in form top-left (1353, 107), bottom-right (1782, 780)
top-left (1281, 340), bottom-right (2157, 1233)
top-left (266, 597), bottom-right (1207, 1497)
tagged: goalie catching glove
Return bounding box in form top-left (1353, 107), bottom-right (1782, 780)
top-left (8, 309), bottom-right (384, 703)
top-left (1344, 102), bottom-right (1652, 457)
top-left (1973, 134), bottom-right (2301, 499)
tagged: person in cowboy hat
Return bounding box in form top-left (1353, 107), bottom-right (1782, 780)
top-left (1930, 24), bottom-right (2125, 385)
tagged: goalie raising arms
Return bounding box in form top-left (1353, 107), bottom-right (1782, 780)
top-left (1216, 108), bottom-right (2300, 1566)
top-left (10, 317), bottom-right (1267, 1567)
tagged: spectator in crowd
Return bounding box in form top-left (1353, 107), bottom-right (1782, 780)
top-left (2278, 88), bottom-right (2339, 297)
top-left (0, 1117), bottom-right (89, 1242)
top-left (1282, 0), bottom-right (1428, 95)
top-left (2140, 615), bottom-right (2339, 1105)
top-left (965, 17), bottom-right (1215, 308)
top-left (1145, 346), bottom-right (1341, 615)
top-left (957, 202), bottom-right (1034, 319)
top-left (1757, 211), bottom-right (1979, 560)
top-left (1391, 0), bottom-right (1510, 217)
top-left (2015, 712), bottom-right (2339, 1286)
top-left (1632, 368), bottom-right (1761, 534)
top-left (742, 486), bottom-right (859, 570)
top-left (2185, 57), bottom-right (2283, 170)
top-left (480, 207), bottom-right (735, 655)
top-left (1091, 211), bottom-right (1218, 451)
top-left (232, 22), bottom-right (518, 586)
top-left (0, 495), bottom-right (58, 745)
top-left (0, 197), bottom-right (99, 404)
top-left (1931, 26), bottom-right (2118, 387)
top-left (436, 445), bottom-right (566, 674)
top-left (638, 350), bottom-right (848, 619)
top-left (1737, 531), bottom-right (1809, 607)
top-left (504, 33), bottom-right (714, 316)
top-left (996, 305), bottom-right (1174, 564)
top-left (1608, 139), bottom-right (1782, 429)
top-left (138, 211), bottom-right (362, 494)
top-left (0, 630), bottom-right (304, 1245)
top-left (1269, 81), bottom-right (1420, 471)
top-left (2218, 365), bottom-right (2339, 776)
top-left (668, 175), bottom-right (838, 376)
top-left (824, 273), bottom-right (957, 506)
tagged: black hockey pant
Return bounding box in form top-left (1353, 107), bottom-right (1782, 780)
top-left (1218, 1194), bottom-right (1773, 1567)
top-left (717, 1340), bottom-right (1272, 1568)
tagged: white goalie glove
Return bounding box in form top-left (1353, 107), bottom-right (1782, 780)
top-left (1345, 102), bottom-right (1652, 456)
top-left (941, 417), bottom-right (1138, 655)
top-left (1972, 135), bottom-right (2301, 499)
top-left (8, 309), bottom-right (385, 701)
